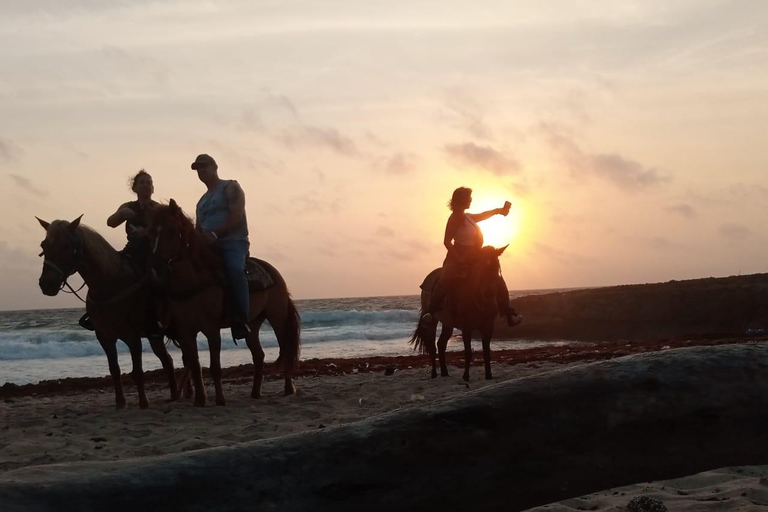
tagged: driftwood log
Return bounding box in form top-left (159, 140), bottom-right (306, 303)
top-left (2, 343), bottom-right (768, 512)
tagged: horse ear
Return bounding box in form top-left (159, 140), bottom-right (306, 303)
top-left (169, 199), bottom-right (179, 213)
top-left (69, 214), bottom-right (83, 232)
top-left (36, 217), bottom-right (50, 230)
top-left (496, 244), bottom-right (509, 257)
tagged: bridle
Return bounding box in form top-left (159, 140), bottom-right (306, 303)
top-left (152, 215), bottom-right (189, 270)
top-left (39, 232), bottom-right (87, 302)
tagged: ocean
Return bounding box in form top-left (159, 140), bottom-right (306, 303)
top-left (0, 290), bottom-right (569, 385)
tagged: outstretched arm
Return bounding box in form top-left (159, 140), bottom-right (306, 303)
top-left (107, 202), bottom-right (135, 228)
top-left (466, 202), bottom-right (510, 223)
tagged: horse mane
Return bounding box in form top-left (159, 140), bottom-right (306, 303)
top-left (48, 220), bottom-right (125, 275)
top-left (151, 204), bottom-right (222, 272)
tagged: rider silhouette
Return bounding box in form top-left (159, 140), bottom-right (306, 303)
top-left (423, 187), bottom-right (522, 326)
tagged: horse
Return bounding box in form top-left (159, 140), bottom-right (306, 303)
top-left (147, 200), bottom-right (301, 407)
top-left (36, 215), bottom-right (179, 409)
top-left (410, 245), bottom-right (508, 381)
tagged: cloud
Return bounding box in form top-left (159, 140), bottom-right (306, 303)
top-left (266, 93), bottom-right (299, 120)
top-left (0, 137), bottom-right (23, 162)
top-left (444, 142), bottom-right (520, 175)
top-left (289, 194), bottom-right (342, 215)
top-left (665, 203), bottom-right (697, 219)
top-left (440, 90), bottom-right (493, 140)
top-left (531, 242), bottom-right (593, 265)
top-left (590, 153), bottom-right (671, 190)
top-left (719, 223), bottom-right (751, 242)
top-left (278, 126), bottom-right (359, 157)
top-left (375, 152), bottom-right (418, 174)
top-left (376, 226), bottom-right (395, 237)
top-left (648, 237), bottom-right (683, 251)
top-left (9, 174), bottom-right (48, 197)
top-left (510, 180), bottom-right (530, 197)
top-left (99, 45), bottom-right (172, 85)
top-left (540, 123), bottom-right (670, 192)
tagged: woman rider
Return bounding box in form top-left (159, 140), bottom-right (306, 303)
top-left (78, 170), bottom-right (162, 335)
top-left (107, 169), bottom-right (159, 269)
top-left (424, 187), bottom-right (521, 326)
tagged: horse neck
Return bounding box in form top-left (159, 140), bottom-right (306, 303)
top-left (167, 229), bottom-right (220, 288)
top-left (77, 228), bottom-right (136, 292)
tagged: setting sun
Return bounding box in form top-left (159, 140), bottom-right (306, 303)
top-left (470, 192), bottom-right (522, 249)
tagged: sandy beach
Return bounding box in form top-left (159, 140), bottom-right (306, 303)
top-left (3, 336), bottom-right (768, 510)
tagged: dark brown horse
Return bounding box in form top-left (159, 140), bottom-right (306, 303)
top-left (410, 245), bottom-right (508, 381)
top-left (36, 216), bottom-right (179, 408)
top-left (148, 200), bottom-right (301, 407)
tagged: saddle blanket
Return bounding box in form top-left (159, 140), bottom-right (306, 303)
top-left (246, 258), bottom-right (275, 291)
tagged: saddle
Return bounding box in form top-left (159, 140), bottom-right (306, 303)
top-left (245, 257), bottom-right (275, 291)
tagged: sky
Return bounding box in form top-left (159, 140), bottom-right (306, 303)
top-left (1, 0), bottom-right (767, 310)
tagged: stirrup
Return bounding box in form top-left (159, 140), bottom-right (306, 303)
top-left (78, 313), bottom-right (95, 331)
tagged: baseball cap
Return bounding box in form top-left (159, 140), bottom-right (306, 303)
top-left (191, 154), bottom-right (217, 170)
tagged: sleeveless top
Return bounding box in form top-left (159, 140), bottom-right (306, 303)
top-left (454, 214), bottom-right (483, 248)
top-left (196, 179), bottom-right (249, 241)
top-left (122, 200), bottom-right (157, 267)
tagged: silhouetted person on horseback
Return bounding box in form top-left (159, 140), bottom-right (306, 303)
top-left (78, 170), bottom-right (163, 335)
top-left (107, 169), bottom-right (159, 271)
top-left (191, 153), bottom-right (251, 341)
top-left (423, 187), bottom-right (521, 326)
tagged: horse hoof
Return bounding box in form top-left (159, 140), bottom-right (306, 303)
top-left (441, 372), bottom-right (449, 377)
top-left (431, 372), bottom-right (438, 379)
top-left (115, 402), bottom-right (127, 410)
top-left (251, 391), bottom-right (262, 399)
top-left (463, 374), bottom-right (470, 382)
top-left (284, 386), bottom-right (296, 396)
top-left (139, 400), bottom-right (150, 410)
top-left (216, 397), bottom-right (226, 406)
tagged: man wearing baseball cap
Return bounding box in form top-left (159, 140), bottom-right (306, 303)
top-left (192, 153), bottom-right (251, 340)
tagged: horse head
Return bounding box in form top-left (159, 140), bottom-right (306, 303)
top-left (460, 244), bottom-right (507, 316)
top-left (36, 215), bottom-right (84, 296)
top-left (147, 199), bottom-right (196, 269)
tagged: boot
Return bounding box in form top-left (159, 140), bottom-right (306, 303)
top-left (506, 307), bottom-right (523, 327)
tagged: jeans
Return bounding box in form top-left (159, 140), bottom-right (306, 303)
top-left (216, 239), bottom-right (250, 323)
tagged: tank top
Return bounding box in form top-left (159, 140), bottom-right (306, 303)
top-left (122, 200), bottom-right (157, 265)
top-left (454, 214), bottom-right (483, 248)
top-left (196, 179), bottom-right (249, 241)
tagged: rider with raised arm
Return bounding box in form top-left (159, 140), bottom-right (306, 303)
top-left (191, 153), bottom-right (251, 341)
top-left (107, 169), bottom-right (159, 271)
top-left (78, 170), bottom-right (162, 333)
top-left (423, 187), bottom-right (521, 326)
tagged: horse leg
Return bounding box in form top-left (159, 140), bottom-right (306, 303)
top-left (482, 327), bottom-right (493, 380)
top-left (205, 329), bottom-right (226, 406)
top-left (245, 327), bottom-right (265, 399)
top-left (425, 318), bottom-right (438, 379)
top-left (437, 323), bottom-right (452, 377)
top-left (126, 337), bottom-right (149, 409)
top-left (97, 334), bottom-right (126, 409)
top-left (148, 336), bottom-right (179, 401)
top-left (462, 328), bottom-right (473, 382)
top-left (271, 321), bottom-right (297, 396)
top-left (180, 335), bottom-right (206, 407)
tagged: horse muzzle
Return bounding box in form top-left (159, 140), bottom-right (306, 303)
top-left (39, 276), bottom-right (62, 296)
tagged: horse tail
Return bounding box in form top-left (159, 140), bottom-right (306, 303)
top-left (409, 311), bottom-right (429, 355)
top-left (275, 294), bottom-right (301, 370)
